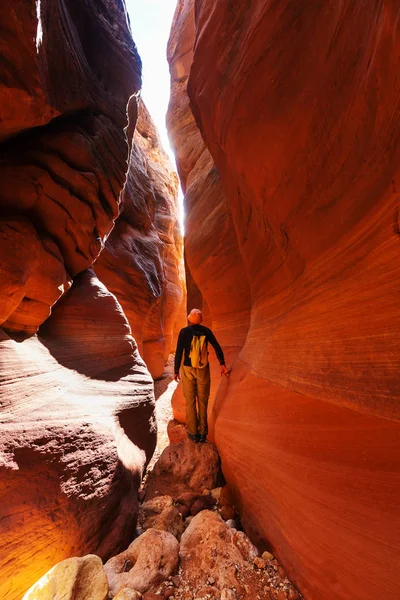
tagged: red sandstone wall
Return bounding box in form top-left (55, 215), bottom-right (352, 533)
top-left (168, 1), bottom-right (400, 598)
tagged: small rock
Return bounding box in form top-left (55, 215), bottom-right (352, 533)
top-left (225, 519), bottom-right (237, 529)
top-left (190, 495), bottom-right (216, 516)
top-left (144, 505), bottom-right (185, 540)
top-left (163, 588), bottom-right (175, 599)
top-left (114, 589), bottom-right (142, 600)
top-left (254, 557), bottom-right (267, 569)
top-left (234, 531), bottom-right (258, 562)
top-left (177, 492), bottom-right (202, 508)
top-left (210, 487), bottom-right (222, 502)
top-left (276, 591), bottom-right (287, 600)
top-left (262, 551), bottom-right (274, 561)
top-left (178, 505), bottom-right (190, 518)
top-left (221, 590), bottom-right (236, 600)
top-left (196, 586), bottom-right (221, 598)
top-left (171, 575), bottom-right (181, 587)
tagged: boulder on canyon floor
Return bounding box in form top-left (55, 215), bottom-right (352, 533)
top-left (179, 511), bottom-right (258, 592)
top-left (138, 495), bottom-right (185, 540)
top-left (104, 529), bottom-right (179, 596)
top-left (149, 438), bottom-right (221, 497)
top-left (22, 555), bottom-right (108, 600)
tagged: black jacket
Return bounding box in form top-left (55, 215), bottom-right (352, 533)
top-left (174, 324), bottom-right (225, 373)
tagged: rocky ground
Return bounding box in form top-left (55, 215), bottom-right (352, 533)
top-left (23, 359), bottom-right (302, 600)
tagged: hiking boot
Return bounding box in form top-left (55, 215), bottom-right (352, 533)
top-left (198, 434), bottom-right (207, 443)
top-left (187, 433), bottom-right (199, 442)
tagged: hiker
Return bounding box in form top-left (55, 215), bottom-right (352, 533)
top-left (174, 308), bottom-right (230, 442)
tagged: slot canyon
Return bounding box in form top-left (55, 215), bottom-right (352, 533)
top-left (0, 1), bottom-right (399, 600)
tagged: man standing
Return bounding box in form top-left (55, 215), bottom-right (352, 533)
top-left (174, 308), bottom-right (230, 442)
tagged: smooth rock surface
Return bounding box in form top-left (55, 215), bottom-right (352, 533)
top-left (168, 1), bottom-right (400, 598)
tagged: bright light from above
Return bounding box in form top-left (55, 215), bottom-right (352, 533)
top-left (125, 0), bottom-right (178, 161)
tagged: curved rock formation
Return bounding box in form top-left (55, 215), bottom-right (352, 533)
top-left (168, 1), bottom-right (400, 598)
top-left (96, 100), bottom-right (186, 380)
top-left (0, 270), bottom-right (156, 600)
top-left (0, 0), bottom-right (141, 336)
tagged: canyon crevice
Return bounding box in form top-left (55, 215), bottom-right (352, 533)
top-left (167, 1), bottom-right (400, 599)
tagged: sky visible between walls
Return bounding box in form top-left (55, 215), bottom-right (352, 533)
top-left (126, 0), bottom-right (177, 160)
top-left (125, 0), bottom-right (184, 229)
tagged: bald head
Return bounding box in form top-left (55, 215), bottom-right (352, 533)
top-left (187, 308), bottom-right (203, 324)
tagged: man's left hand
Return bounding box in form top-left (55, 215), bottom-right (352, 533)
top-left (221, 365), bottom-right (231, 378)
top-left (174, 373), bottom-right (180, 382)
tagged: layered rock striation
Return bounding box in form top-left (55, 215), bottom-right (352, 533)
top-left (168, 1), bottom-right (400, 599)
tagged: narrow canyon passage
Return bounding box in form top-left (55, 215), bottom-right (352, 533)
top-left (1, 1), bottom-right (400, 600)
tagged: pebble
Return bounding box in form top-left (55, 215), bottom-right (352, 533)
top-left (253, 557), bottom-right (267, 569)
top-left (225, 519), bottom-right (237, 529)
top-left (262, 551), bottom-right (274, 561)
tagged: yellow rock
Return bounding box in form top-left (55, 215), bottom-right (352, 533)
top-left (22, 555), bottom-right (108, 600)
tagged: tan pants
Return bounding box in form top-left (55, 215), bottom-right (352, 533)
top-left (181, 364), bottom-right (211, 435)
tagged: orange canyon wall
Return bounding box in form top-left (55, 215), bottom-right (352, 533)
top-left (167, 1), bottom-right (400, 599)
top-left (0, 1), bottom-right (183, 598)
